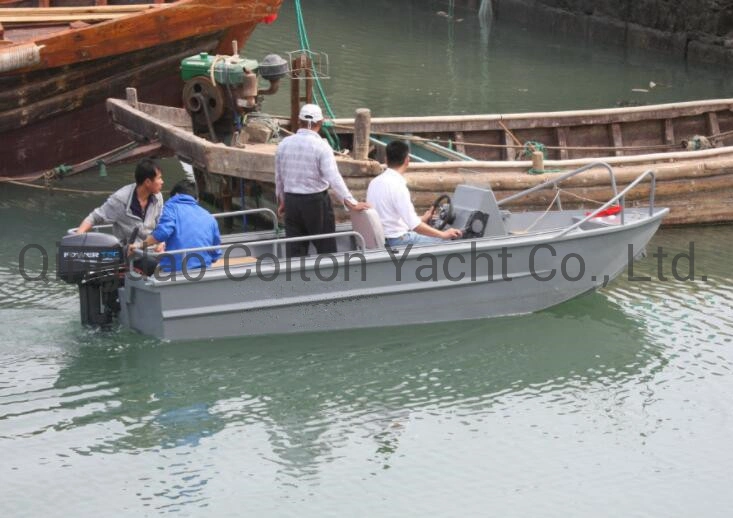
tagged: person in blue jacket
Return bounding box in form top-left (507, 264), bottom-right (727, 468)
top-left (132, 179), bottom-right (222, 273)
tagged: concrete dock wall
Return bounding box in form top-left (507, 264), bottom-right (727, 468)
top-left (458, 0), bottom-right (733, 65)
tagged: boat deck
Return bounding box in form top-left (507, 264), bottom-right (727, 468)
top-left (0, 3), bottom-right (169, 44)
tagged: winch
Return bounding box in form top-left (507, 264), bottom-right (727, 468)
top-left (180, 49), bottom-right (288, 144)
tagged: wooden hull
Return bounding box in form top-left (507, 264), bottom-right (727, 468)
top-left (106, 97), bottom-right (733, 226)
top-left (0, 0), bottom-right (282, 178)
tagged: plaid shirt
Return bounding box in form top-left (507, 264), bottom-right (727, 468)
top-left (275, 129), bottom-right (356, 204)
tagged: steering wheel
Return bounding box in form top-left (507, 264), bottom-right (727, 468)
top-left (431, 194), bottom-right (455, 230)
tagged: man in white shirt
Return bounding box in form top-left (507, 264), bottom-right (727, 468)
top-left (275, 104), bottom-right (369, 257)
top-left (367, 140), bottom-right (463, 247)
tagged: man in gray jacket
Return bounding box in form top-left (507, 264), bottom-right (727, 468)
top-left (76, 158), bottom-right (164, 246)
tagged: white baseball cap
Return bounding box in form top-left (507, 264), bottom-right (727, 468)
top-left (299, 103), bottom-right (324, 122)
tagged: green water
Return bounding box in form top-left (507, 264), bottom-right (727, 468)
top-left (2, 1), bottom-right (733, 515)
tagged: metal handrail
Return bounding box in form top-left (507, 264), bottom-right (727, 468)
top-left (70, 208), bottom-right (277, 236)
top-left (66, 224), bottom-right (113, 235)
top-left (497, 161), bottom-right (619, 208)
top-left (132, 230), bottom-right (367, 262)
top-left (214, 208), bottom-right (279, 233)
top-left (556, 169), bottom-right (657, 237)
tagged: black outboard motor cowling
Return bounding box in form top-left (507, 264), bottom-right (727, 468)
top-left (58, 232), bottom-right (123, 283)
top-left (57, 232), bottom-right (125, 327)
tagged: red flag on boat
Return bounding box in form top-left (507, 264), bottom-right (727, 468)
top-left (261, 14), bottom-right (278, 24)
top-left (586, 205), bottom-right (622, 217)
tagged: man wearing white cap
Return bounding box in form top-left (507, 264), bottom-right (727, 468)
top-left (275, 103), bottom-right (369, 257)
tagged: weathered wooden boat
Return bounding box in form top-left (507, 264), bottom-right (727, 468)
top-left (106, 95), bottom-right (733, 226)
top-left (57, 163), bottom-right (667, 340)
top-left (0, 0), bottom-right (282, 180)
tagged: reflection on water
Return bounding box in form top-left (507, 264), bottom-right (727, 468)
top-left (3, 219), bottom-right (732, 513)
top-left (1, 292), bottom-right (656, 483)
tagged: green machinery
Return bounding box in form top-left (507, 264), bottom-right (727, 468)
top-left (180, 51), bottom-right (288, 143)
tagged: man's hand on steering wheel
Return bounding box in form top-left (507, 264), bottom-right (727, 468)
top-left (441, 228), bottom-right (463, 240)
top-left (421, 206), bottom-right (436, 223)
top-left (430, 194), bottom-right (455, 230)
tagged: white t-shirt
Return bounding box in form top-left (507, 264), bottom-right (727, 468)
top-left (366, 168), bottom-right (422, 238)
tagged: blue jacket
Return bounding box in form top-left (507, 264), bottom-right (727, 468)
top-left (151, 194), bottom-right (222, 272)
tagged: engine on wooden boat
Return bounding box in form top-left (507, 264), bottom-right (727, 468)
top-left (57, 233), bottom-right (124, 327)
top-left (180, 51), bottom-right (289, 145)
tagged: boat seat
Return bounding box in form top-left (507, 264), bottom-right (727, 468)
top-left (147, 255), bottom-right (257, 276)
top-left (351, 208), bottom-right (385, 250)
top-left (210, 256), bottom-right (258, 268)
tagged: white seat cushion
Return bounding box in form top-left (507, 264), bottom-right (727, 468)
top-left (351, 208), bottom-right (385, 250)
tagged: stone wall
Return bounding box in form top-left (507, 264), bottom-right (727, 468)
top-left (468, 0), bottom-right (733, 65)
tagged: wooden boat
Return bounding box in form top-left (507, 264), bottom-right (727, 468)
top-left (0, 0), bottom-right (282, 180)
top-left (106, 94), bottom-right (733, 226)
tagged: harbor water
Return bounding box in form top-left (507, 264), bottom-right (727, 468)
top-left (2, 1), bottom-right (733, 515)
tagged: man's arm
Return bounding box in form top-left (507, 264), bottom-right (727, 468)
top-left (413, 221), bottom-right (463, 240)
top-left (396, 188), bottom-right (462, 240)
top-left (275, 148), bottom-right (286, 216)
top-left (318, 145), bottom-right (359, 206)
top-left (76, 195), bottom-right (121, 233)
top-left (209, 220), bottom-right (223, 262)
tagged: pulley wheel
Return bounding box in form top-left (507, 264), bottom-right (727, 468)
top-left (182, 77), bottom-right (226, 126)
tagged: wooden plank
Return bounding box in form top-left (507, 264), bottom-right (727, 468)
top-left (453, 130), bottom-right (466, 154)
top-left (1, 14), bottom-right (131, 24)
top-left (555, 127), bottom-right (569, 160)
top-left (354, 100), bottom-right (733, 136)
top-left (502, 131), bottom-right (516, 161)
top-left (0, 5), bottom-right (160, 16)
top-left (610, 123), bottom-right (624, 157)
top-left (707, 111), bottom-right (720, 136)
top-left (0, 1), bottom-right (295, 71)
top-left (664, 119), bottom-right (675, 145)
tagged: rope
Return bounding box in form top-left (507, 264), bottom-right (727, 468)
top-left (331, 123), bottom-right (697, 153)
top-left (554, 188), bottom-right (604, 205)
top-left (209, 55), bottom-right (226, 85)
top-left (710, 129), bottom-right (733, 141)
top-left (0, 172), bottom-right (45, 183)
top-left (4, 180), bottom-right (114, 195)
top-left (528, 167), bottom-right (565, 175)
top-left (521, 140), bottom-right (547, 159)
top-left (293, 0), bottom-right (341, 150)
top-left (0, 43), bottom-right (43, 74)
top-left (516, 188), bottom-right (562, 234)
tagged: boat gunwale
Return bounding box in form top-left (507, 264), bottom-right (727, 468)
top-left (133, 207), bottom-right (668, 288)
top-left (333, 98), bottom-right (733, 126)
top-left (107, 97), bottom-right (733, 170)
top-left (0, 0), bottom-right (282, 73)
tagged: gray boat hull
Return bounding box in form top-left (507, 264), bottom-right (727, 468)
top-left (119, 208), bottom-right (666, 341)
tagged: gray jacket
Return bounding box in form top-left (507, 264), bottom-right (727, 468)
top-left (83, 183), bottom-right (163, 246)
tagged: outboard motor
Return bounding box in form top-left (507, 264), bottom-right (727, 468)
top-left (57, 232), bottom-right (125, 327)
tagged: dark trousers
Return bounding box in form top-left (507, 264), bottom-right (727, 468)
top-left (284, 191), bottom-right (337, 257)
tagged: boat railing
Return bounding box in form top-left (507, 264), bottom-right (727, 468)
top-left (556, 169), bottom-right (657, 237)
top-left (130, 230), bottom-right (368, 272)
top-left (69, 208), bottom-right (277, 234)
top-left (497, 161), bottom-right (620, 211)
top-left (213, 208), bottom-right (279, 234)
top-left (66, 224), bottom-right (113, 234)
